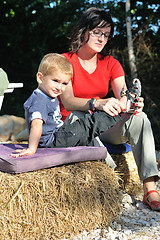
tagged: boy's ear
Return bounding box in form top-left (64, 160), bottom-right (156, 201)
top-left (37, 72), bottom-right (43, 84)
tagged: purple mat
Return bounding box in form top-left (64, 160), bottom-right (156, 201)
top-left (0, 144), bottom-right (107, 174)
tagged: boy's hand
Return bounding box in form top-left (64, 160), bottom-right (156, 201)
top-left (11, 118), bottom-right (43, 158)
top-left (11, 148), bottom-right (36, 158)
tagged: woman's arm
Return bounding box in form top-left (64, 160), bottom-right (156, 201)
top-left (111, 76), bottom-right (127, 100)
top-left (94, 76), bottom-right (127, 116)
top-left (60, 74), bottom-right (144, 117)
top-left (60, 81), bottom-right (90, 111)
top-left (60, 78), bottom-right (123, 116)
top-left (111, 76), bottom-right (128, 111)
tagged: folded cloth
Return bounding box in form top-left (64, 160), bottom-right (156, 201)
top-left (104, 143), bottom-right (132, 154)
top-left (0, 68), bottom-right (9, 96)
top-left (0, 144), bottom-right (107, 174)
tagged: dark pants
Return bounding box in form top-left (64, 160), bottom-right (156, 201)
top-left (51, 111), bottom-right (122, 148)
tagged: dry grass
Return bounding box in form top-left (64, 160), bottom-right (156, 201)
top-left (112, 151), bottom-right (143, 196)
top-left (0, 160), bottom-right (122, 240)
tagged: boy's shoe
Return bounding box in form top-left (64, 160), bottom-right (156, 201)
top-left (121, 78), bottom-right (141, 112)
top-left (143, 190), bottom-right (160, 211)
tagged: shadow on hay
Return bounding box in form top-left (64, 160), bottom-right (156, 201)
top-left (0, 160), bottom-right (122, 240)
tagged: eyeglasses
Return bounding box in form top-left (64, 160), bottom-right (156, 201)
top-left (90, 29), bottom-right (110, 39)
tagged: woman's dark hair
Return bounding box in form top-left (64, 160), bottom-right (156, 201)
top-left (70, 7), bottom-right (114, 58)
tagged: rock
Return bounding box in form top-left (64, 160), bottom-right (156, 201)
top-left (0, 115), bottom-right (27, 142)
top-left (122, 193), bottom-right (134, 204)
top-left (14, 128), bottom-right (29, 141)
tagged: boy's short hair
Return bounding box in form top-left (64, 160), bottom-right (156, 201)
top-left (38, 53), bottom-right (73, 78)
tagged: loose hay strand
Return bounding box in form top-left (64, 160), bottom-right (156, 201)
top-left (7, 181), bottom-right (24, 206)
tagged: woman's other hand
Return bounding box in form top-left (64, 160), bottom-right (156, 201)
top-left (119, 96), bottom-right (144, 115)
top-left (133, 97), bottom-right (144, 115)
top-left (95, 97), bottom-right (122, 116)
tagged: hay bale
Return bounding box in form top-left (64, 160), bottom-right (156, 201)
top-left (0, 161), bottom-right (122, 240)
top-left (111, 151), bottom-right (142, 196)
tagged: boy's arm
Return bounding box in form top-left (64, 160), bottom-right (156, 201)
top-left (28, 118), bottom-right (43, 153)
top-left (11, 118), bottom-right (43, 158)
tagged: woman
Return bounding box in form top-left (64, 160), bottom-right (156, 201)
top-left (59, 7), bottom-right (160, 211)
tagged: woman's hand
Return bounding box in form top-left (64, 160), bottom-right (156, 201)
top-left (119, 96), bottom-right (144, 115)
top-left (133, 97), bottom-right (144, 115)
top-left (11, 148), bottom-right (36, 158)
top-left (95, 97), bottom-right (122, 116)
top-left (95, 95), bottom-right (144, 117)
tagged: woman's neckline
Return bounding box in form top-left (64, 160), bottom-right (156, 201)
top-left (76, 51), bottom-right (98, 75)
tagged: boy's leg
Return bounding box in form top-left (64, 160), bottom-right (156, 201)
top-left (52, 111), bottom-right (121, 148)
top-left (64, 110), bottom-right (88, 124)
top-left (99, 113), bottom-right (131, 144)
top-left (64, 111), bottom-right (100, 146)
top-left (64, 111), bottom-right (117, 168)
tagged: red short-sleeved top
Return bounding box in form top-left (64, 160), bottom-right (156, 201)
top-left (60, 52), bottom-right (125, 121)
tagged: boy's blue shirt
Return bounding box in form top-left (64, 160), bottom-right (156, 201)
top-left (24, 88), bottom-right (63, 147)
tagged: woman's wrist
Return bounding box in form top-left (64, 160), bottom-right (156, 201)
top-left (89, 97), bottom-right (100, 111)
top-left (119, 95), bottom-right (128, 112)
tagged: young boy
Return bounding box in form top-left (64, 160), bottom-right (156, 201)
top-left (12, 53), bottom-right (121, 158)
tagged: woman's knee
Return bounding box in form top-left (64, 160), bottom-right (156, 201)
top-left (125, 112), bottom-right (152, 140)
top-left (132, 112), bottom-right (151, 126)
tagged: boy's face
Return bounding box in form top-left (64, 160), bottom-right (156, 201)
top-left (37, 71), bottom-right (71, 98)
